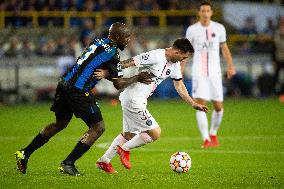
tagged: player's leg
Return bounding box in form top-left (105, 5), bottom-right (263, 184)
top-left (15, 118), bottom-right (70, 174)
top-left (117, 108), bottom-right (160, 169)
top-left (192, 76), bottom-right (211, 148)
top-left (59, 93), bottom-right (104, 176)
top-left (16, 82), bottom-right (72, 174)
top-left (209, 76), bottom-right (224, 147)
top-left (96, 132), bottom-right (133, 173)
top-left (60, 120), bottom-right (105, 176)
top-left (195, 98), bottom-right (211, 148)
top-left (96, 106), bottom-right (134, 173)
top-left (209, 101), bottom-right (224, 146)
top-left (97, 108), bottom-right (134, 165)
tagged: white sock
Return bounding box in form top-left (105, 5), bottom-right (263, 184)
top-left (122, 133), bottom-right (153, 151)
top-left (196, 110), bottom-right (209, 141)
top-left (99, 133), bottom-right (127, 163)
top-left (209, 109), bottom-right (224, 136)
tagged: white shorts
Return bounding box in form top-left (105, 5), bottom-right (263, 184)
top-left (122, 104), bottom-right (159, 134)
top-left (192, 75), bottom-right (223, 101)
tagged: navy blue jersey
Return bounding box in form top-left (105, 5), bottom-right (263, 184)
top-left (63, 38), bottom-right (123, 91)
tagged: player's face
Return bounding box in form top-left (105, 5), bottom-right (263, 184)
top-left (170, 50), bottom-right (190, 63)
top-left (117, 33), bottom-right (131, 50)
top-left (199, 5), bottom-right (212, 22)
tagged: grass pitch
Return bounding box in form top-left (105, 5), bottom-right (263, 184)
top-left (0, 98), bottom-right (283, 188)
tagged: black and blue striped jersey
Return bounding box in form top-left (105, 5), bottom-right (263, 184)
top-left (63, 38), bottom-right (123, 91)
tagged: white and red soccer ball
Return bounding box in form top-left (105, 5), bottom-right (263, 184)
top-left (170, 152), bottom-right (191, 173)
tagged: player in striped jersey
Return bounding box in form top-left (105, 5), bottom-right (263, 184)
top-left (15, 22), bottom-right (152, 176)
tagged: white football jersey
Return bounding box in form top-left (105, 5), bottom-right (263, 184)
top-left (185, 21), bottom-right (226, 76)
top-left (119, 49), bottom-right (182, 106)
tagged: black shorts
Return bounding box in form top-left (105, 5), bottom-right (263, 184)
top-left (50, 81), bottom-right (103, 127)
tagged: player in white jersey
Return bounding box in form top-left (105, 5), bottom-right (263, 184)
top-left (95, 38), bottom-right (208, 173)
top-left (185, 1), bottom-right (236, 148)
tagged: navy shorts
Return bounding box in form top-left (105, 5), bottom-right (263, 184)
top-left (50, 81), bottom-right (103, 127)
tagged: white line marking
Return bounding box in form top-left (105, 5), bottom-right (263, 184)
top-left (96, 142), bottom-right (284, 155)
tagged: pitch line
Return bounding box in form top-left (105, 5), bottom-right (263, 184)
top-left (96, 142), bottom-right (284, 155)
top-left (0, 135), bottom-right (283, 141)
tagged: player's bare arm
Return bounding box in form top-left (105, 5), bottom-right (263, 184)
top-left (120, 58), bottom-right (135, 69)
top-left (221, 42), bottom-right (236, 79)
top-left (112, 71), bottom-right (153, 90)
top-left (93, 58), bottom-right (136, 79)
top-left (173, 80), bottom-right (208, 113)
top-left (93, 69), bottom-right (109, 80)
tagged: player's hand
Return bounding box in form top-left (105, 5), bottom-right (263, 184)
top-left (137, 72), bottom-right (153, 85)
top-left (94, 69), bottom-right (109, 80)
top-left (192, 103), bottom-right (208, 113)
top-left (227, 65), bottom-right (236, 79)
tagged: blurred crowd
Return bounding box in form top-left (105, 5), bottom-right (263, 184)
top-left (0, 0), bottom-right (194, 11)
top-left (0, 14), bottom-right (173, 60)
top-left (0, 0), bottom-right (197, 27)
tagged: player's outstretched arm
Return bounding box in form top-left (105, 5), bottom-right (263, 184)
top-left (120, 58), bottom-right (136, 69)
top-left (221, 43), bottom-right (236, 79)
top-left (173, 80), bottom-right (208, 113)
top-left (112, 71), bottom-right (153, 90)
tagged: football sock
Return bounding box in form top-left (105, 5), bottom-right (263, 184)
top-left (24, 133), bottom-right (49, 158)
top-left (121, 132), bottom-right (153, 151)
top-left (209, 109), bottom-right (224, 136)
top-left (63, 141), bottom-right (90, 165)
top-left (196, 110), bottom-right (210, 141)
top-left (100, 133), bottom-right (127, 163)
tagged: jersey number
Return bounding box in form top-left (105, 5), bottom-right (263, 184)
top-left (77, 44), bottom-right (97, 65)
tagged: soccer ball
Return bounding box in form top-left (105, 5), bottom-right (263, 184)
top-left (170, 152), bottom-right (191, 173)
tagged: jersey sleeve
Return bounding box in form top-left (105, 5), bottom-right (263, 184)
top-left (133, 50), bottom-right (158, 67)
top-left (170, 62), bottom-right (183, 81)
top-left (219, 24), bottom-right (227, 43)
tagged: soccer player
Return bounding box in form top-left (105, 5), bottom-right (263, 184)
top-left (185, 1), bottom-right (236, 148)
top-left (15, 22), bottom-right (152, 176)
top-left (95, 38), bottom-right (208, 173)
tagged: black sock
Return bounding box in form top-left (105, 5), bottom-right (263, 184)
top-left (63, 142), bottom-right (91, 165)
top-left (24, 133), bottom-right (49, 158)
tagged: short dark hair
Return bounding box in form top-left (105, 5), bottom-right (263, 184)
top-left (199, 1), bottom-right (212, 10)
top-left (173, 38), bottom-right (194, 53)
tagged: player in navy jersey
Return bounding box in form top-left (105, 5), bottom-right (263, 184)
top-left (15, 22), bottom-right (153, 176)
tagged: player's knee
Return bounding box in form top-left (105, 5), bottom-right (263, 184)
top-left (215, 107), bottom-right (223, 112)
top-left (214, 105), bottom-right (223, 112)
top-left (123, 132), bottom-right (135, 140)
top-left (149, 127), bottom-right (161, 141)
top-left (94, 121), bottom-right (105, 135)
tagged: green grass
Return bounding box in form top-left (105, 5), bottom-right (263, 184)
top-left (0, 98), bottom-right (284, 188)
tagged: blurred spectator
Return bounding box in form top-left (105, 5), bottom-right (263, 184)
top-left (21, 39), bottom-right (35, 57)
top-left (140, 0), bottom-right (154, 10)
top-left (240, 16), bottom-right (258, 35)
top-left (225, 72), bottom-right (253, 97)
top-left (80, 18), bottom-right (96, 47)
top-left (101, 11), bottom-right (113, 27)
top-left (69, 34), bottom-right (83, 58)
top-left (83, 0), bottom-right (97, 11)
top-left (54, 36), bottom-right (74, 56)
top-left (257, 64), bottom-right (274, 97)
top-left (4, 36), bottom-right (22, 57)
top-left (0, 42), bottom-right (5, 58)
top-left (40, 39), bottom-right (57, 56)
top-left (272, 21), bottom-right (284, 94)
top-left (56, 55), bottom-right (75, 76)
top-left (263, 18), bottom-right (276, 36)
